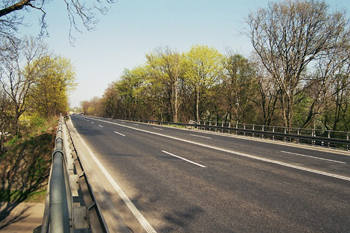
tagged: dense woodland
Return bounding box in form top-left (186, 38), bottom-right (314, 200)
top-left (82, 1), bottom-right (350, 132)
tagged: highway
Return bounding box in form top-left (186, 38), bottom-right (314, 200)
top-left (69, 115), bottom-right (350, 233)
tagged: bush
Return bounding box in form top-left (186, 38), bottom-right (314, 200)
top-left (30, 116), bottom-right (46, 128)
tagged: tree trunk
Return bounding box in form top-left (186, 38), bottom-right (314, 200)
top-left (174, 82), bottom-right (178, 123)
top-left (196, 86), bottom-right (200, 122)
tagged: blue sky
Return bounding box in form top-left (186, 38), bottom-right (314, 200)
top-left (20, 0), bottom-right (350, 108)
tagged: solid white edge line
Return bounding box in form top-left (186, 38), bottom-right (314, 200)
top-left (90, 117), bottom-right (350, 182)
top-left (162, 150), bottom-right (206, 168)
top-left (114, 131), bottom-right (126, 137)
top-left (99, 125), bottom-right (103, 128)
top-left (72, 121), bottom-right (157, 233)
top-left (281, 151), bottom-right (346, 164)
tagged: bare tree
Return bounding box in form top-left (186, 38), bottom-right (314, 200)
top-left (318, 51), bottom-right (350, 131)
top-left (0, 89), bottom-right (11, 153)
top-left (247, 0), bottom-right (350, 128)
top-left (0, 36), bottom-right (48, 135)
top-left (250, 54), bottom-right (281, 126)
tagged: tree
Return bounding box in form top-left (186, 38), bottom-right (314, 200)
top-left (117, 67), bottom-right (146, 118)
top-left (28, 55), bottom-right (77, 118)
top-left (247, 0), bottom-right (350, 128)
top-left (101, 82), bottom-right (122, 118)
top-left (80, 100), bottom-right (90, 115)
top-left (221, 53), bottom-right (257, 124)
top-left (182, 45), bottom-right (223, 122)
top-left (249, 54), bottom-right (281, 126)
top-left (320, 62), bottom-right (350, 131)
top-left (0, 90), bottom-right (11, 152)
top-left (80, 97), bottom-right (103, 116)
top-left (146, 47), bottom-right (182, 122)
top-left (0, 36), bottom-right (48, 135)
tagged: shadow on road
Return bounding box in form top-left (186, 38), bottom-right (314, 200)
top-left (160, 206), bottom-right (204, 232)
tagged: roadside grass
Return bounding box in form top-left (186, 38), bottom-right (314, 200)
top-left (0, 117), bottom-right (58, 204)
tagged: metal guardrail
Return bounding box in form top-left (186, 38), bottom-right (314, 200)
top-left (36, 115), bottom-right (131, 233)
top-left (49, 118), bottom-right (71, 232)
top-left (197, 121), bottom-right (350, 141)
top-left (113, 117), bottom-right (350, 150)
top-left (36, 116), bottom-right (71, 233)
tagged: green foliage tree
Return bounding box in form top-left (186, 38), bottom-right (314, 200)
top-left (182, 45), bottom-right (223, 122)
top-left (28, 55), bottom-right (77, 118)
top-left (146, 47), bottom-right (182, 122)
top-left (117, 67), bottom-right (146, 118)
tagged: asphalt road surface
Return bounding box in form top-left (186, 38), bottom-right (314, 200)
top-left (69, 115), bottom-right (350, 233)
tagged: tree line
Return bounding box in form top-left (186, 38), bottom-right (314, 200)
top-left (0, 36), bottom-right (76, 152)
top-left (82, 0), bottom-right (350, 132)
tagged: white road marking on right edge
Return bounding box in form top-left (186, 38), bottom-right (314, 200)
top-left (89, 117), bottom-right (350, 182)
top-left (281, 151), bottom-right (346, 164)
top-left (162, 150), bottom-right (206, 168)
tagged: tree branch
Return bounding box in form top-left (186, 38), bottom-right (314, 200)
top-left (0, 0), bottom-right (31, 17)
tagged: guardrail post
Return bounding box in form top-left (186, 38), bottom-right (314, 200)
top-left (284, 127), bottom-right (287, 142)
top-left (297, 128), bottom-right (300, 144)
top-left (261, 125), bottom-right (264, 139)
top-left (252, 124), bottom-right (255, 138)
top-left (328, 130), bottom-right (331, 148)
top-left (347, 132), bottom-right (349, 151)
top-left (243, 124), bottom-right (246, 136)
